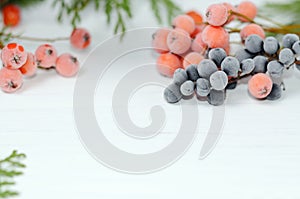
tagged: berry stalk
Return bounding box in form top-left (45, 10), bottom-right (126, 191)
top-left (229, 10), bottom-right (300, 35)
top-left (0, 32), bottom-right (69, 43)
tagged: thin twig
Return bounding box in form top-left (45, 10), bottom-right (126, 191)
top-left (7, 34), bottom-right (69, 43)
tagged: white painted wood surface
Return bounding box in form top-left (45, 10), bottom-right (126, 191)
top-left (1, 0), bottom-right (300, 198)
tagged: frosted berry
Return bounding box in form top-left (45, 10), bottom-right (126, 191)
top-left (245, 34), bottom-right (263, 54)
top-left (197, 59), bottom-right (218, 79)
top-left (253, 55), bottom-right (268, 73)
top-left (248, 73), bottom-right (273, 99)
top-left (208, 48), bottom-right (227, 66)
top-left (196, 78), bottom-right (211, 97)
top-left (263, 36), bottom-right (280, 55)
top-left (152, 28), bottom-right (170, 53)
top-left (207, 89), bottom-right (225, 106)
top-left (267, 60), bottom-right (284, 78)
top-left (282, 34), bottom-right (299, 49)
top-left (183, 52), bottom-right (204, 69)
top-left (19, 53), bottom-right (37, 77)
top-left (167, 29), bottom-right (192, 55)
top-left (0, 67), bottom-right (23, 93)
top-left (267, 84), bottom-right (282, 101)
top-left (173, 68), bottom-right (188, 86)
top-left (172, 15), bottom-right (195, 35)
top-left (2, 4), bottom-right (21, 27)
top-left (191, 32), bottom-right (207, 53)
top-left (35, 44), bottom-right (58, 69)
top-left (222, 3), bottom-right (235, 24)
top-left (56, 53), bottom-right (80, 77)
top-left (1, 43), bottom-right (27, 69)
top-left (202, 25), bottom-right (229, 49)
top-left (235, 48), bottom-right (254, 63)
top-left (279, 48), bottom-right (295, 66)
top-left (210, 71), bottom-right (228, 91)
top-left (164, 83), bottom-right (182, 103)
top-left (237, 1), bottom-right (257, 22)
top-left (186, 65), bottom-right (200, 82)
top-left (205, 4), bottom-right (228, 26)
top-left (292, 41), bottom-right (300, 55)
top-left (70, 28), bottom-right (91, 49)
top-left (221, 56), bottom-right (240, 77)
top-left (190, 26), bottom-right (203, 39)
top-left (186, 10), bottom-right (203, 25)
top-left (240, 24), bottom-right (265, 41)
top-left (180, 80), bottom-right (195, 96)
top-left (241, 58), bottom-right (255, 75)
top-left (157, 53), bottom-right (181, 77)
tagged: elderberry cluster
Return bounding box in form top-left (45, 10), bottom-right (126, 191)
top-left (164, 33), bottom-right (300, 106)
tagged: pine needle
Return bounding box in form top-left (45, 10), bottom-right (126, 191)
top-left (263, 0), bottom-right (300, 24)
top-left (53, 0), bottom-right (181, 34)
top-left (0, 150), bottom-right (26, 198)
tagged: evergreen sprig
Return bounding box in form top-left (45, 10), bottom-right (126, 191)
top-left (151, 0), bottom-right (181, 25)
top-left (0, 0), bottom-right (44, 8)
top-left (53, 0), bottom-right (181, 34)
top-left (0, 150), bottom-right (26, 198)
top-left (264, 0), bottom-right (300, 24)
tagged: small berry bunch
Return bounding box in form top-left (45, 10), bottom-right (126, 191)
top-left (164, 34), bottom-right (300, 106)
top-left (0, 43), bottom-right (80, 93)
top-left (152, 1), bottom-right (261, 77)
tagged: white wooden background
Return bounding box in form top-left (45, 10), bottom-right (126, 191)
top-left (1, 0), bottom-right (300, 198)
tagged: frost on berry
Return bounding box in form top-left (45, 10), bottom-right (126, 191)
top-left (35, 44), bottom-right (58, 69)
top-left (1, 43), bottom-right (27, 69)
top-left (55, 53), bottom-right (80, 77)
top-left (70, 28), bottom-right (91, 49)
top-left (0, 67), bottom-right (23, 93)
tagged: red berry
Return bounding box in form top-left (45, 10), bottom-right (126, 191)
top-left (201, 25), bottom-right (229, 49)
top-left (0, 67), bottom-right (23, 93)
top-left (190, 25), bottom-right (204, 39)
top-left (191, 32), bottom-right (207, 53)
top-left (1, 43), bottom-right (27, 69)
top-left (172, 15), bottom-right (195, 35)
top-left (183, 52), bottom-right (204, 69)
top-left (186, 10), bottom-right (203, 25)
top-left (152, 28), bottom-right (170, 54)
top-left (167, 29), bottom-right (192, 55)
top-left (19, 53), bottom-right (37, 77)
top-left (157, 53), bottom-right (182, 77)
top-left (222, 2), bottom-right (236, 24)
top-left (56, 53), bottom-right (80, 77)
top-left (35, 44), bottom-right (58, 69)
top-left (248, 73), bottom-right (273, 99)
top-left (205, 4), bottom-right (228, 26)
top-left (240, 23), bottom-right (265, 41)
top-left (70, 28), bottom-right (91, 49)
top-left (2, 4), bottom-right (21, 27)
top-left (237, 1), bottom-right (257, 22)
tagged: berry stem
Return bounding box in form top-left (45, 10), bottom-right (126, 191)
top-left (37, 66), bottom-right (56, 70)
top-left (229, 10), bottom-right (259, 25)
top-left (1, 33), bottom-right (69, 43)
top-left (227, 26), bottom-right (300, 36)
top-left (228, 10), bottom-right (300, 35)
top-left (256, 14), bottom-right (284, 27)
top-left (228, 73), bottom-right (252, 84)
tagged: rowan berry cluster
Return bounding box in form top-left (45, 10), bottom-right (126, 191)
top-left (0, 43), bottom-right (79, 93)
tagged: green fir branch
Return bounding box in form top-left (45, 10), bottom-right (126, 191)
top-left (0, 150), bottom-right (26, 199)
top-left (0, 0), bottom-right (45, 8)
top-left (263, 0), bottom-right (300, 24)
top-left (150, 0), bottom-right (181, 25)
top-left (53, 0), bottom-right (180, 34)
